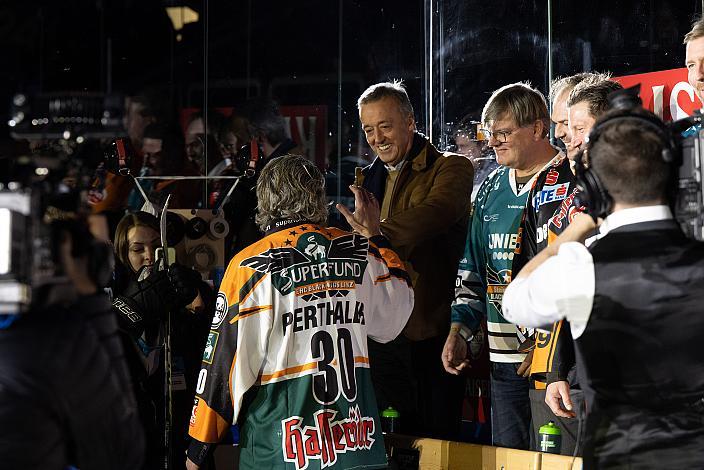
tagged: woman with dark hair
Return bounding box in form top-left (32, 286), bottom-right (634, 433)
top-left (112, 211), bottom-right (212, 469)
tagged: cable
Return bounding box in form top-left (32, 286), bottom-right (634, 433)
top-left (570, 396), bottom-right (586, 465)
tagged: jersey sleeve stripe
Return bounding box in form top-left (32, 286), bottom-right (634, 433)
top-left (546, 320), bottom-right (562, 371)
top-left (228, 352), bottom-right (238, 410)
top-left (259, 361), bottom-right (318, 384)
top-left (229, 305), bottom-right (273, 324)
top-left (188, 398), bottom-right (231, 443)
top-left (238, 271), bottom-right (268, 303)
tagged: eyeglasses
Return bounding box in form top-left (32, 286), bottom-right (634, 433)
top-left (480, 127), bottom-right (522, 143)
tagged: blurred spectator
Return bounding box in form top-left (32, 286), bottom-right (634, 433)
top-left (453, 117), bottom-right (499, 200)
top-left (243, 97), bottom-right (301, 159)
top-left (220, 98), bottom-right (301, 258)
top-left (325, 121), bottom-right (370, 225)
top-left (184, 110), bottom-right (226, 175)
top-left (92, 91), bottom-right (164, 234)
top-left (207, 112), bottom-right (252, 195)
top-left (127, 122), bottom-right (201, 210)
top-left (218, 112), bottom-right (251, 160)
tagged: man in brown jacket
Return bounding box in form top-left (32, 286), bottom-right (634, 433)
top-left (354, 80), bottom-right (474, 439)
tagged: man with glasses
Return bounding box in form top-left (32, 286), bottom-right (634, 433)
top-left (442, 82), bottom-right (559, 450)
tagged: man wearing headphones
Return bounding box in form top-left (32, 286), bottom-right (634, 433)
top-left (502, 107), bottom-right (704, 468)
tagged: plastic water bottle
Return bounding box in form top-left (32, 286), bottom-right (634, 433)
top-left (539, 420), bottom-right (562, 454)
top-left (381, 406), bottom-right (400, 433)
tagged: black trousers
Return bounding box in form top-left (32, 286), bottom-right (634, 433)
top-left (529, 388), bottom-right (585, 455)
top-left (368, 334), bottom-right (465, 440)
top-left (584, 402), bottom-right (704, 469)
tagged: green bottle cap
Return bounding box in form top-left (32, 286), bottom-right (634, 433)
top-left (539, 421), bottom-right (561, 436)
top-left (381, 406), bottom-right (400, 418)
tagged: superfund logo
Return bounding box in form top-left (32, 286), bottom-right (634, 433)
top-left (282, 406), bottom-right (376, 469)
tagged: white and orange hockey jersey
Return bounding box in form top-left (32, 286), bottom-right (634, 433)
top-left (189, 217), bottom-right (414, 469)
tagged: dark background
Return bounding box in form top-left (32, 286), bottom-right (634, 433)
top-left (0, 0), bottom-right (702, 165)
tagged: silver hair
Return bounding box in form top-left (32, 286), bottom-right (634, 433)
top-left (357, 80), bottom-right (415, 119)
top-left (255, 154), bottom-right (328, 231)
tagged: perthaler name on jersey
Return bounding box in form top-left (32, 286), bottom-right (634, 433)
top-left (282, 300), bottom-right (365, 335)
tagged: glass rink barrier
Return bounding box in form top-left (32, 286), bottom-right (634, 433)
top-left (1, 1), bottom-right (703, 469)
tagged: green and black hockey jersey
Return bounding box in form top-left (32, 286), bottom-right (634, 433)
top-left (451, 163), bottom-right (550, 363)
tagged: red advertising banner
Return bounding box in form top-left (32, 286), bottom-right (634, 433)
top-left (180, 105), bottom-right (328, 167)
top-left (280, 105), bottom-right (328, 168)
top-left (613, 68), bottom-right (702, 122)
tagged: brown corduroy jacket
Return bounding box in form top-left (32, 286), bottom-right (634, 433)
top-left (360, 135), bottom-right (474, 340)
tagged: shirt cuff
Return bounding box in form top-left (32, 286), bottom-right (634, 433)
top-left (369, 234), bottom-right (391, 248)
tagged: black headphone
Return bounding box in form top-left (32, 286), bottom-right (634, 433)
top-left (574, 108), bottom-right (678, 220)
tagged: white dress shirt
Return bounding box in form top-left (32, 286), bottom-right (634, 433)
top-left (502, 205), bottom-right (673, 339)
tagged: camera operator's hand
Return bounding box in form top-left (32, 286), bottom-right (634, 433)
top-left (113, 268), bottom-right (174, 339)
top-left (168, 264), bottom-right (202, 307)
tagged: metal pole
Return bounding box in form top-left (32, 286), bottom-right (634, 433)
top-left (547, 0), bottom-right (554, 142)
top-left (246, 0), bottom-right (252, 99)
top-left (547, 0), bottom-right (553, 91)
top-left (425, 0), bottom-right (433, 141)
top-left (436, 0), bottom-right (445, 148)
top-left (107, 39), bottom-right (112, 94)
top-left (38, 8), bottom-right (44, 92)
top-left (203, 0), bottom-right (210, 206)
top-left (337, 0), bottom-right (343, 203)
top-left (98, 0), bottom-right (105, 92)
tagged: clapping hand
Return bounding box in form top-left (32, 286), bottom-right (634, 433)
top-left (336, 185), bottom-right (382, 238)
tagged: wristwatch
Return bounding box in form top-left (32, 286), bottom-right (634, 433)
top-left (450, 324), bottom-right (472, 342)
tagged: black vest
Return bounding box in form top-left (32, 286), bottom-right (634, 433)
top-left (576, 219), bottom-right (704, 411)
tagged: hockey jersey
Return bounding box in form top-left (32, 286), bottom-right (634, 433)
top-left (188, 218), bottom-right (414, 469)
top-left (452, 164), bottom-right (546, 363)
top-left (512, 154), bottom-right (584, 386)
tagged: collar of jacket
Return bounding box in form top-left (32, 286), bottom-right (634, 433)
top-left (361, 132), bottom-right (432, 202)
top-left (364, 132), bottom-right (433, 175)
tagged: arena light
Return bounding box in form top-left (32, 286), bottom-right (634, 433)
top-left (166, 6), bottom-right (199, 41)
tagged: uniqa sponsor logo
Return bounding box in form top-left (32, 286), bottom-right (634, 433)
top-left (282, 406), bottom-right (375, 470)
